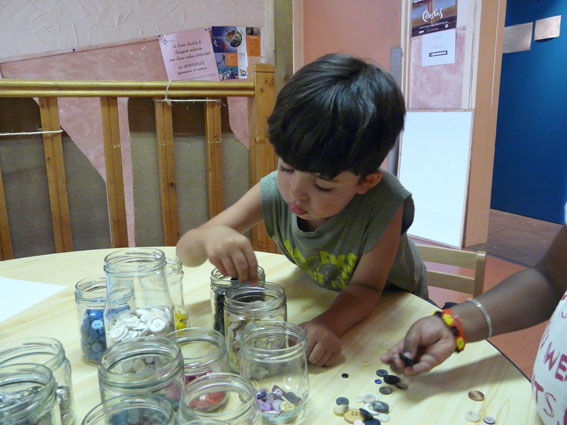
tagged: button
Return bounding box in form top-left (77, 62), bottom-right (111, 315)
top-left (343, 408), bottom-right (364, 423)
top-left (376, 369), bottom-right (388, 377)
top-left (334, 404), bottom-right (349, 415)
top-left (341, 373), bottom-right (349, 378)
top-left (468, 390), bottom-right (485, 401)
top-left (365, 419), bottom-right (381, 425)
top-left (374, 379), bottom-right (382, 384)
top-left (109, 324), bottom-right (128, 341)
top-left (376, 413), bottom-right (390, 423)
top-left (379, 386), bottom-right (393, 395)
top-left (353, 420), bottom-right (365, 425)
top-left (361, 393), bottom-right (377, 403)
top-left (122, 315), bottom-right (140, 328)
top-left (395, 381), bottom-right (408, 390)
top-left (336, 397), bottom-right (349, 405)
top-left (359, 408), bottom-right (374, 420)
top-left (483, 416), bottom-right (496, 424)
top-left (149, 317), bottom-right (167, 333)
top-left (91, 319), bottom-right (104, 330)
top-left (371, 401), bottom-right (389, 413)
top-left (383, 375), bottom-right (400, 385)
top-left (280, 400), bottom-right (295, 412)
top-left (465, 411), bottom-right (480, 423)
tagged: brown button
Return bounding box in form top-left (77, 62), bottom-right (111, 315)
top-left (343, 408), bottom-right (364, 423)
top-left (379, 386), bottom-right (393, 395)
top-left (468, 390), bottom-right (485, 401)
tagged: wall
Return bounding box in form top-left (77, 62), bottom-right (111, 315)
top-left (303, 0), bottom-right (401, 71)
top-left (491, 0), bottom-right (567, 224)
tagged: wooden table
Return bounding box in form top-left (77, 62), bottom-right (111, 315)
top-left (0, 248), bottom-right (542, 424)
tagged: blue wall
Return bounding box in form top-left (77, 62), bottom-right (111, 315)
top-left (491, 0), bottom-right (567, 224)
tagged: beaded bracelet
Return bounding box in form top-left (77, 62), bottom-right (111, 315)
top-left (433, 308), bottom-right (466, 353)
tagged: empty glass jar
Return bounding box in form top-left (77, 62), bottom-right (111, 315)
top-left (97, 335), bottom-right (184, 412)
top-left (75, 277), bottom-right (107, 365)
top-left (178, 373), bottom-right (261, 424)
top-left (166, 256), bottom-right (189, 330)
top-left (239, 321), bottom-right (309, 424)
top-left (103, 248), bottom-right (175, 347)
top-left (0, 338), bottom-right (74, 425)
top-left (167, 328), bottom-right (229, 385)
top-left (81, 394), bottom-right (175, 425)
top-left (224, 282), bottom-right (287, 372)
top-left (0, 363), bottom-right (61, 425)
top-left (209, 266), bottom-right (265, 336)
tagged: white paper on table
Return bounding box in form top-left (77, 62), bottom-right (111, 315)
top-left (503, 22), bottom-right (533, 53)
top-left (535, 16), bottom-right (561, 41)
top-left (0, 277), bottom-right (65, 323)
top-left (421, 29), bottom-right (456, 67)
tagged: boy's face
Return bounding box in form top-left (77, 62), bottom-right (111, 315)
top-left (277, 159), bottom-right (382, 224)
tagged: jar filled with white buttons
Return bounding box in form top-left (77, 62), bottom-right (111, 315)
top-left (74, 277), bottom-right (107, 365)
top-left (0, 338), bottom-right (74, 425)
top-left (81, 394), bottom-right (175, 425)
top-left (210, 266), bottom-right (266, 336)
top-left (0, 363), bottom-right (61, 425)
top-left (97, 335), bottom-right (184, 412)
top-left (239, 321), bottom-right (309, 424)
top-left (166, 256), bottom-right (189, 330)
top-left (167, 327), bottom-right (230, 386)
top-left (223, 282), bottom-right (287, 372)
top-left (178, 372), bottom-right (261, 424)
top-left (103, 248), bottom-right (175, 347)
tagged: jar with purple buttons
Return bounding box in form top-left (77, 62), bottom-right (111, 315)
top-left (167, 327), bottom-right (230, 386)
top-left (178, 372), bottom-right (261, 424)
top-left (74, 277), bottom-right (109, 365)
top-left (81, 394), bottom-right (175, 425)
top-left (103, 248), bottom-right (175, 347)
top-left (239, 321), bottom-right (309, 424)
top-left (0, 363), bottom-right (61, 425)
top-left (166, 256), bottom-right (189, 330)
top-left (97, 335), bottom-right (184, 412)
top-left (0, 338), bottom-right (74, 425)
top-left (224, 282), bottom-right (287, 372)
top-left (209, 266), bottom-right (266, 336)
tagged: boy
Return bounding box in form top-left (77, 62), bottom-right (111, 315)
top-left (176, 53), bottom-right (427, 366)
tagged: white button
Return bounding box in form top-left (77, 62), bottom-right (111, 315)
top-left (377, 413), bottom-right (390, 423)
top-left (149, 317), bottom-right (167, 333)
top-left (465, 411), bottom-right (480, 423)
top-left (109, 324), bottom-right (128, 342)
top-left (122, 315), bottom-right (140, 329)
top-left (362, 393), bottom-right (377, 403)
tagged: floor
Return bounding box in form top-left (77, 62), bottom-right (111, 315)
top-left (418, 209), bottom-right (562, 379)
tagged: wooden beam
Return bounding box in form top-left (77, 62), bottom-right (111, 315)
top-left (100, 97), bottom-right (128, 247)
top-left (39, 97), bottom-right (73, 253)
top-left (0, 167), bottom-right (13, 260)
top-left (204, 99), bottom-right (224, 218)
top-left (154, 100), bottom-right (180, 246)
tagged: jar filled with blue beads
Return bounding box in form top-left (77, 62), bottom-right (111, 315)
top-left (82, 394), bottom-right (176, 425)
top-left (75, 277), bottom-right (107, 365)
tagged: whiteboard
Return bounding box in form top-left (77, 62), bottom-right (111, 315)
top-left (398, 111), bottom-right (473, 247)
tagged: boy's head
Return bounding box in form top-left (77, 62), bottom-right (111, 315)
top-left (268, 53), bottom-right (405, 179)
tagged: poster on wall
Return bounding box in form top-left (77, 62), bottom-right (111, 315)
top-left (412, 0), bottom-right (457, 37)
top-left (158, 28), bottom-right (219, 81)
top-left (211, 26), bottom-right (265, 80)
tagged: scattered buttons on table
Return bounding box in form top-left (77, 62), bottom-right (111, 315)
top-left (334, 404), bottom-right (349, 415)
top-left (483, 416), bottom-right (496, 424)
top-left (361, 393), bottom-right (377, 403)
top-left (342, 373), bottom-right (350, 378)
top-left (376, 413), bottom-right (390, 423)
top-left (379, 386), bottom-right (393, 395)
top-left (370, 400), bottom-right (389, 414)
top-left (336, 396), bottom-right (349, 405)
top-left (343, 408), bottom-right (364, 423)
top-left (374, 379), bottom-right (382, 384)
top-left (468, 390), bottom-right (485, 401)
top-left (365, 419), bottom-right (381, 425)
top-left (383, 375), bottom-right (400, 385)
top-left (465, 411), bottom-right (480, 423)
top-left (359, 407), bottom-right (374, 421)
top-left (376, 369), bottom-right (388, 377)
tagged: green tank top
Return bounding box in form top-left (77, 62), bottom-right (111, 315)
top-left (260, 170), bottom-right (428, 298)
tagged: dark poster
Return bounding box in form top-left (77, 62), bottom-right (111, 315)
top-left (411, 0), bottom-right (457, 37)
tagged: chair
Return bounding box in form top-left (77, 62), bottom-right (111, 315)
top-left (416, 244), bottom-right (487, 297)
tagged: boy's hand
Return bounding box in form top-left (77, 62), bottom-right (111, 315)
top-left (300, 320), bottom-right (344, 367)
top-left (199, 225), bottom-right (259, 284)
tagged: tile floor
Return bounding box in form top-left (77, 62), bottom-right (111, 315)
top-left (417, 209), bottom-right (563, 379)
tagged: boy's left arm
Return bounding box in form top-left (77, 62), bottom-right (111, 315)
top-left (301, 204), bottom-right (404, 366)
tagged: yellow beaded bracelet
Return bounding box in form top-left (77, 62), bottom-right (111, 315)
top-left (433, 309), bottom-right (466, 353)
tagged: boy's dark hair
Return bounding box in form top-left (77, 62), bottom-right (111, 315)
top-left (268, 53), bottom-right (405, 179)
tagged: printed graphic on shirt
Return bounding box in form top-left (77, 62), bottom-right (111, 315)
top-left (282, 239), bottom-right (358, 290)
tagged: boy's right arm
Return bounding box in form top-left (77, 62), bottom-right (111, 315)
top-left (176, 182), bottom-right (264, 284)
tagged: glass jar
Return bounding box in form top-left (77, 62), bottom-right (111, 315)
top-left (81, 394), bottom-right (175, 425)
top-left (103, 248), bottom-right (175, 347)
top-left (210, 266), bottom-right (266, 336)
top-left (224, 282), bottom-right (287, 372)
top-left (178, 373), bottom-right (261, 424)
top-left (0, 363), bottom-right (61, 425)
top-left (98, 335), bottom-right (184, 412)
top-left (239, 321), bottom-right (309, 424)
top-left (167, 328), bottom-right (230, 385)
top-left (74, 277), bottom-right (107, 365)
top-left (166, 256), bottom-right (189, 330)
top-left (178, 420), bottom-right (228, 425)
top-left (0, 338), bottom-right (74, 425)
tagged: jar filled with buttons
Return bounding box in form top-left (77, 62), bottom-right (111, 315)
top-left (103, 248), bottom-right (175, 347)
top-left (177, 420), bottom-right (228, 425)
top-left (178, 372), bottom-right (261, 424)
top-left (239, 321), bottom-right (309, 424)
top-left (0, 337), bottom-right (75, 425)
top-left (0, 363), bottom-right (62, 425)
top-left (74, 277), bottom-right (107, 365)
top-left (210, 266), bottom-right (266, 336)
top-left (223, 282), bottom-right (287, 372)
top-left (167, 327), bottom-right (230, 386)
top-left (81, 394), bottom-right (175, 425)
top-left (166, 256), bottom-right (189, 330)
top-left (97, 335), bottom-right (184, 412)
